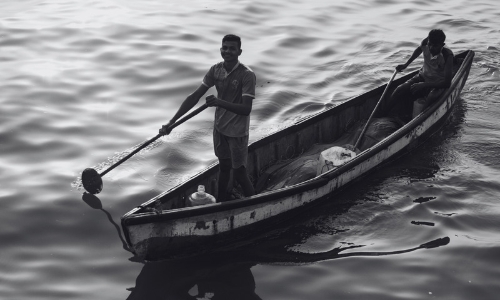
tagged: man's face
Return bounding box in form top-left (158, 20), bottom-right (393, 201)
top-left (220, 41), bottom-right (241, 63)
top-left (427, 39), bottom-right (444, 56)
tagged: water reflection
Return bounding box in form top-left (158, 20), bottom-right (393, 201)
top-left (127, 259), bottom-right (261, 300)
top-left (81, 192), bottom-right (133, 253)
top-left (126, 236), bottom-right (448, 299)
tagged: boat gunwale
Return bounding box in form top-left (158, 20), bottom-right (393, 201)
top-left (122, 50), bottom-right (474, 225)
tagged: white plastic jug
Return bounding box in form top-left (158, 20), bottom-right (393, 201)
top-left (412, 97), bottom-right (426, 118)
top-left (187, 185), bottom-right (216, 207)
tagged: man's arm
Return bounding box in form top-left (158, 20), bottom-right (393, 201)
top-left (205, 94), bottom-right (253, 116)
top-left (206, 70), bottom-right (255, 116)
top-left (396, 38), bottom-right (426, 72)
top-left (160, 84), bottom-right (209, 135)
top-left (441, 51), bottom-right (454, 88)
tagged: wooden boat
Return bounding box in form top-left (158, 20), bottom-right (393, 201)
top-left (121, 50), bottom-right (474, 261)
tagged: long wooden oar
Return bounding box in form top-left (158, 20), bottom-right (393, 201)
top-left (351, 69), bottom-right (398, 152)
top-left (318, 70), bottom-right (398, 171)
top-left (353, 70), bottom-right (398, 151)
top-left (82, 103), bottom-right (209, 194)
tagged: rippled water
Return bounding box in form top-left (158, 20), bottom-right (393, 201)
top-left (1, 0), bottom-right (500, 299)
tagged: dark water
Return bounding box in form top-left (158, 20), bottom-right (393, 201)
top-left (1, 0), bottom-right (500, 299)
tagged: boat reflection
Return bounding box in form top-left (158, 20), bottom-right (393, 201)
top-left (127, 258), bottom-right (261, 300)
top-left (125, 236), bottom-right (448, 300)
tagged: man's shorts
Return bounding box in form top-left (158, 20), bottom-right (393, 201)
top-left (213, 128), bottom-right (249, 169)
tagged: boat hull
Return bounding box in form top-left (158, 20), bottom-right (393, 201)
top-left (122, 50), bottom-right (474, 260)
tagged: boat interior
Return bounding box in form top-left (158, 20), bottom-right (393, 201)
top-left (233, 54), bottom-right (467, 199)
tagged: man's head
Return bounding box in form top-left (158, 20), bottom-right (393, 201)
top-left (427, 29), bottom-right (446, 56)
top-left (220, 34), bottom-right (242, 63)
top-left (222, 34), bottom-right (241, 49)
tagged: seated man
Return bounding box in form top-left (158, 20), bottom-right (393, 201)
top-left (388, 29), bottom-right (454, 120)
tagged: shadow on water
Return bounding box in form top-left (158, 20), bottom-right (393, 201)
top-left (81, 193), bottom-right (134, 254)
top-left (126, 236), bottom-right (449, 300)
top-left (127, 259), bottom-right (261, 300)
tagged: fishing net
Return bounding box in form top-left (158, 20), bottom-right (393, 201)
top-left (256, 117), bottom-right (402, 193)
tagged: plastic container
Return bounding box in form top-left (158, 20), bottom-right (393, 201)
top-left (412, 97), bottom-right (427, 118)
top-left (186, 185), bottom-right (216, 207)
top-left (316, 146), bottom-right (357, 176)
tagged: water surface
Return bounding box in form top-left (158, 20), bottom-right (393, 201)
top-left (1, 0), bottom-right (500, 299)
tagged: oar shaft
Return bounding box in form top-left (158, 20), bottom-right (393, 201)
top-left (100, 103), bottom-right (208, 177)
top-left (164, 103), bottom-right (209, 132)
top-left (354, 70), bottom-right (398, 150)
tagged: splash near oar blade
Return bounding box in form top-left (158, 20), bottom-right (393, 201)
top-left (80, 103), bottom-right (209, 195)
top-left (82, 168), bottom-right (103, 194)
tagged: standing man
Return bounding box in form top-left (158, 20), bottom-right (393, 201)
top-left (160, 34), bottom-right (256, 202)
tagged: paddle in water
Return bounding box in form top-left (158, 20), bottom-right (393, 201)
top-left (81, 103), bottom-right (209, 194)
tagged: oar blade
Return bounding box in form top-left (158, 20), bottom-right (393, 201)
top-left (82, 168), bottom-right (103, 194)
top-left (420, 237), bottom-right (450, 249)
